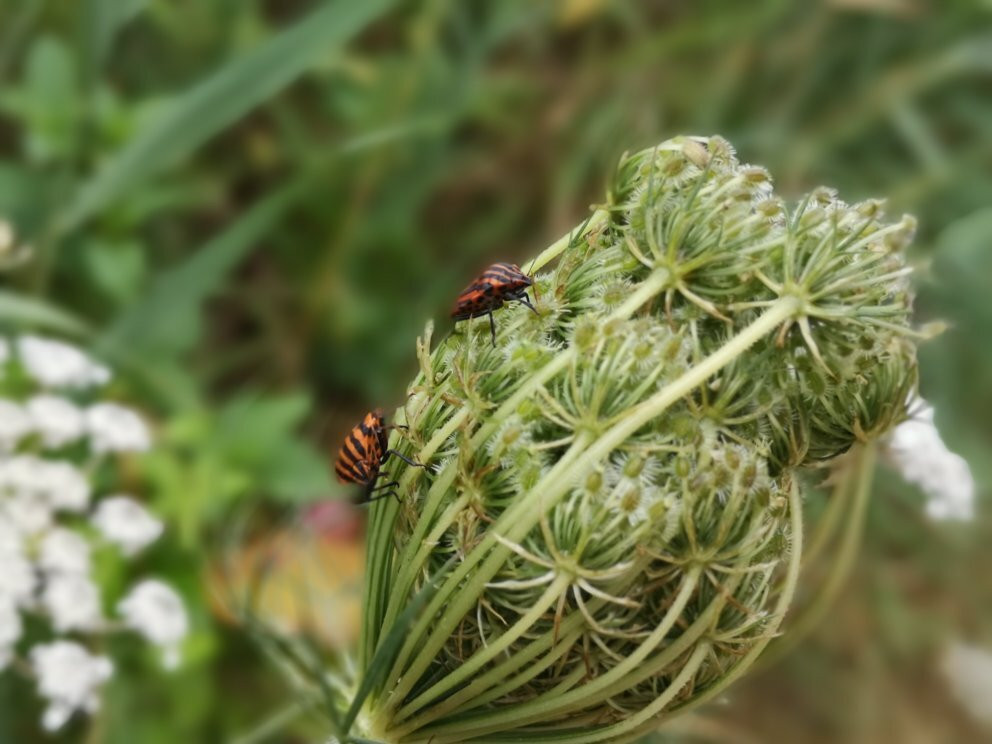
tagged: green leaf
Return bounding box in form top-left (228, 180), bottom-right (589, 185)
top-left (57, 0), bottom-right (397, 235)
top-left (0, 290), bottom-right (92, 337)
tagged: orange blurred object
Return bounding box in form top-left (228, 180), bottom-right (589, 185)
top-left (207, 501), bottom-right (364, 650)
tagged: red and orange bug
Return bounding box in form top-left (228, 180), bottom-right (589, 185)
top-left (450, 262), bottom-right (538, 346)
top-left (334, 408), bottom-right (423, 504)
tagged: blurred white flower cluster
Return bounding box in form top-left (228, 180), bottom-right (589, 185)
top-left (941, 641), bottom-right (992, 730)
top-left (886, 399), bottom-right (976, 521)
top-left (0, 334), bottom-right (188, 732)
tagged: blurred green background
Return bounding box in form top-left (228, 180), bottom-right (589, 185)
top-left (0, 0), bottom-right (990, 741)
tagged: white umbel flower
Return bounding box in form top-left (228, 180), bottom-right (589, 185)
top-left (41, 574), bottom-right (103, 632)
top-left (16, 336), bottom-right (111, 390)
top-left (86, 403), bottom-right (151, 453)
top-left (0, 552), bottom-right (36, 608)
top-left (0, 454), bottom-right (43, 493)
top-left (38, 528), bottom-right (91, 576)
top-left (26, 395), bottom-right (85, 449)
top-left (0, 455), bottom-right (91, 512)
top-left (118, 580), bottom-right (188, 669)
top-left (0, 520), bottom-right (23, 556)
top-left (30, 641), bottom-right (113, 731)
top-left (2, 491), bottom-right (53, 536)
top-left (0, 599), bottom-right (22, 668)
top-left (941, 641), bottom-right (992, 730)
top-left (37, 459), bottom-right (91, 512)
top-left (91, 496), bottom-right (163, 555)
top-left (887, 400), bottom-right (976, 521)
top-left (0, 399), bottom-right (33, 450)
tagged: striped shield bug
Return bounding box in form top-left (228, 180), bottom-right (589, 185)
top-left (334, 408), bottom-right (423, 504)
top-left (450, 262), bottom-right (538, 346)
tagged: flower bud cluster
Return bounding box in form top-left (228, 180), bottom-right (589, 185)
top-left (359, 136), bottom-right (919, 742)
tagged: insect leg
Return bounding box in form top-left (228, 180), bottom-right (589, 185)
top-left (368, 480), bottom-right (400, 491)
top-left (488, 311), bottom-right (496, 347)
top-left (516, 292), bottom-right (538, 315)
top-left (361, 490), bottom-right (400, 504)
top-left (384, 449), bottom-right (426, 468)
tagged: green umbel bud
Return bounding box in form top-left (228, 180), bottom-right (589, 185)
top-left (355, 136), bottom-right (918, 743)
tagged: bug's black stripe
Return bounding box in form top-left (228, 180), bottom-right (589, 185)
top-left (335, 462), bottom-right (361, 484)
top-left (336, 455), bottom-right (363, 480)
top-left (338, 449), bottom-right (360, 471)
top-left (354, 460), bottom-right (372, 484)
top-left (338, 437), bottom-right (363, 465)
top-left (334, 463), bottom-right (359, 483)
top-left (452, 301), bottom-right (504, 320)
top-left (336, 456), bottom-right (369, 484)
top-left (481, 269), bottom-right (520, 282)
top-left (347, 431), bottom-right (367, 459)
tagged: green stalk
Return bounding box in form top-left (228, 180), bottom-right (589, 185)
top-left (757, 444), bottom-right (874, 668)
top-left (374, 411), bottom-right (471, 633)
top-left (800, 459), bottom-right (856, 570)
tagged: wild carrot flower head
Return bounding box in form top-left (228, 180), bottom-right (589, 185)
top-left (348, 135), bottom-right (919, 743)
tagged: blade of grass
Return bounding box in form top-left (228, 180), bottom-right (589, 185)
top-left (55, 0), bottom-right (397, 236)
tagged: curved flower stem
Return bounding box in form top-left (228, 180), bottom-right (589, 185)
top-left (393, 608), bottom-right (597, 736)
top-left (757, 443), bottom-right (875, 669)
top-left (373, 411), bottom-right (471, 630)
top-left (425, 644), bottom-right (714, 744)
top-left (393, 573), bottom-right (572, 724)
top-left (551, 643), bottom-right (713, 744)
top-left (801, 459), bottom-right (856, 571)
top-left (412, 568), bottom-right (707, 742)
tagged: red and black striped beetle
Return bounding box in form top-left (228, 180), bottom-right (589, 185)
top-left (450, 262), bottom-right (537, 346)
top-left (334, 408), bottom-right (422, 503)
